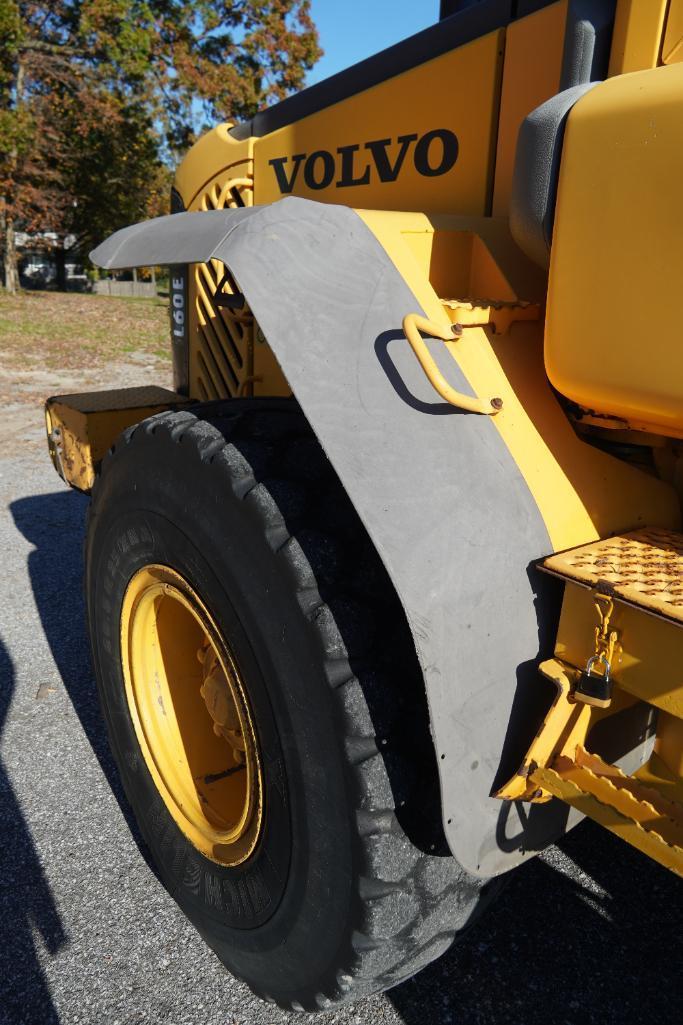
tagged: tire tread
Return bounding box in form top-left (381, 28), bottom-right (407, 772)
top-left (90, 399), bottom-right (489, 1010)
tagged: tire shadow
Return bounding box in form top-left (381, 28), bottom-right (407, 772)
top-left (0, 637), bottom-right (66, 1024)
top-left (10, 489), bottom-right (144, 846)
top-left (387, 819), bottom-right (680, 1025)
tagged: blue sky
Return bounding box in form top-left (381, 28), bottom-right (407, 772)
top-left (307, 1), bottom-right (440, 84)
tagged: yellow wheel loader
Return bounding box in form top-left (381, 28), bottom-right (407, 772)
top-left (45, 0), bottom-right (683, 1010)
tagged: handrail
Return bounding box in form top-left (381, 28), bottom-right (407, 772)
top-left (401, 313), bottom-right (502, 415)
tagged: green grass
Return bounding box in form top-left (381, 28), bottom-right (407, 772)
top-left (0, 290), bottom-right (172, 371)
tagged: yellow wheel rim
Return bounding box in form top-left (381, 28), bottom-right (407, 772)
top-left (120, 564), bottom-right (263, 866)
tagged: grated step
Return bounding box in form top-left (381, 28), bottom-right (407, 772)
top-left (542, 527), bottom-right (683, 626)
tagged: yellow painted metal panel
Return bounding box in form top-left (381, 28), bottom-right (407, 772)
top-left (554, 581), bottom-right (683, 719)
top-left (663, 0), bottom-right (683, 63)
top-left (492, 0), bottom-right (567, 216)
top-left (637, 749), bottom-right (683, 801)
top-left (174, 124), bottom-right (254, 209)
top-left (45, 387), bottom-right (188, 492)
top-left (608, 0), bottom-right (669, 75)
top-left (253, 31), bottom-right (504, 215)
top-left (655, 713), bottom-right (683, 776)
top-left (359, 209), bottom-right (679, 552)
top-left (546, 63), bottom-right (683, 437)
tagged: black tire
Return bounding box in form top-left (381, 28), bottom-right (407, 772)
top-left (85, 399), bottom-right (495, 1011)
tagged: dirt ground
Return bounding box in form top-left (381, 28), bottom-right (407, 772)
top-left (0, 290), bottom-right (173, 458)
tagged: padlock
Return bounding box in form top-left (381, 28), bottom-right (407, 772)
top-left (575, 653), bottom-right (612, 708)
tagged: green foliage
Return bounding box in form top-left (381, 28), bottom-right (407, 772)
top-left (0, 0), bottom-right (22, 85)
top-left (73, 0), bottom-right (322, 149)
top-left (0, 0), bottom-right (321, 276)
top-left (57, 98), bottom-right (173, 252)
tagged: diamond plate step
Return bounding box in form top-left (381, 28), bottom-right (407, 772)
top-left (542, 527), bottom-right (683, 625)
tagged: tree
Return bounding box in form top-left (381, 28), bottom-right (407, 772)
top-left (81, 0), bottom-right (321, 152)
top-left (0, 1), bottom-right (321, 291)
top-left (0, 0), bottom-right (26, 292)
top-left (41, 90), bottom-right (172, 269)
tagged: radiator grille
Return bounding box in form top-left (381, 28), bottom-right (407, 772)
top-left (188, 169), bottom-right (255, 399)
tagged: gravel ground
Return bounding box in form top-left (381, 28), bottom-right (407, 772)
top-left (0, 418), bottom-right (681, 1025)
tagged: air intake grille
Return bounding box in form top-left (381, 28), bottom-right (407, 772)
top-left (188, 168), bottom-right (255, 399)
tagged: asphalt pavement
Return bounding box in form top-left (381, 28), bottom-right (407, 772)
top-left (0, 435), bottom-right (681, 1025)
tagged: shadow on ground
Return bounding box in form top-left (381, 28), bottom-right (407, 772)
top-left (10, 489), bottom-right (141, 838)
top-left (9, 487), bottom-right (683, 1025)
top-left (0, 637), bottom-right (66, 1024)
top-left (388, 820), bottom-right (680, 1025)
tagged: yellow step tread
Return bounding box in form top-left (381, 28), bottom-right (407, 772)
top-left (543, 527), bottom-right (683, 624)
top-left (535, 763), bottom-right (683, 877)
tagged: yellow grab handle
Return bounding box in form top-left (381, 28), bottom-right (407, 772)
top-left (401, 313), bottom-right (501, 415)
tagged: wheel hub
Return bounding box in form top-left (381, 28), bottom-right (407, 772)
top-left (198, 645), bottom-right (247, 764)
top-left (120, 564), bottom-right (263, 866)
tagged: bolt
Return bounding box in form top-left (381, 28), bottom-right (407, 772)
top-left (490, 397), bottom-right (504, 411)
top-left (451, 323), bottom-right (463, 337)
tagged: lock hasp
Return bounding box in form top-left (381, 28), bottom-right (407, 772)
top-left (545, 63), bottom-right (683, 438)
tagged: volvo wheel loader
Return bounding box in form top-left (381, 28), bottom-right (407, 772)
top-left (44, 0), bottom-right (683, 1010)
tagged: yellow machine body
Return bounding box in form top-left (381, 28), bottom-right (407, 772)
top-left (45, 386), bottom-right (187, 492)
top-left (252, 31), bottom-right (502, 214)
top-left (546, 61), bottom-right (683, 439)
top-left (171, 3), bottom-right (570, 404)
top-left (68, 0), bottom-right (683, 879)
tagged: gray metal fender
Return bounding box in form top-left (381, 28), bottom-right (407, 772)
top-left (92, 197), bottom-right (563, 878)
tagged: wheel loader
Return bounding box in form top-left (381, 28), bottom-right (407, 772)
top-left (44, 0), bottom-right (683, 1010)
